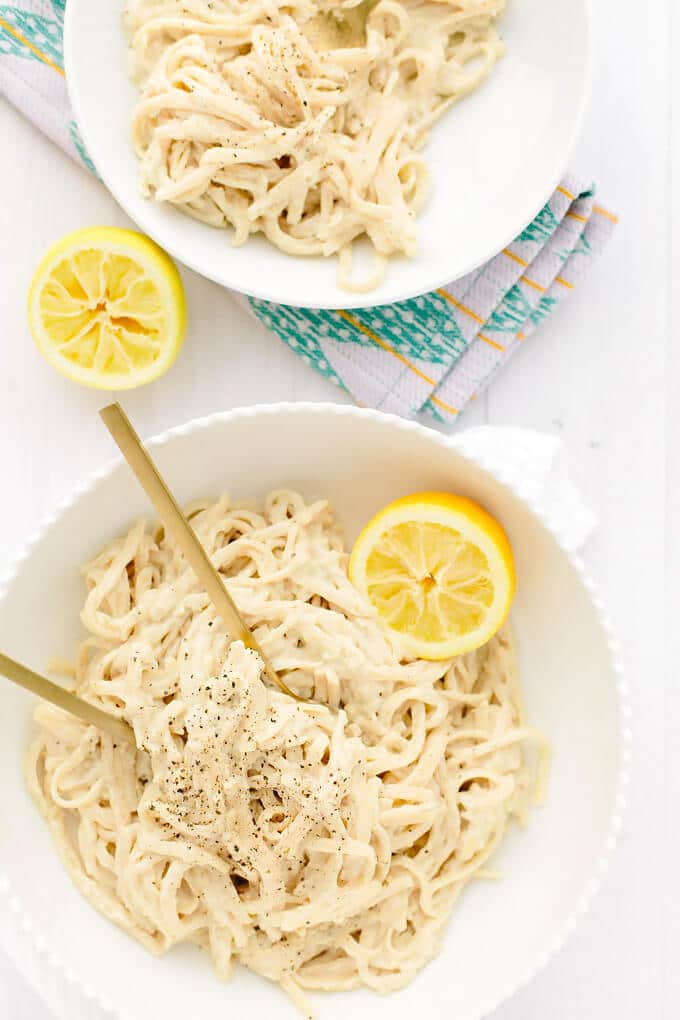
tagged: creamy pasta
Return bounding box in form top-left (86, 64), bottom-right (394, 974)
top-left (27, 490), bottom-right (546, 1017)
top-left (124, 0), bottom-right (506, 291)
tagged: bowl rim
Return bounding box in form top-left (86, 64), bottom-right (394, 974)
top-left (0, 401), bottom-right (629, 1019)
top-left (62, 1), bottom-right (594, 310)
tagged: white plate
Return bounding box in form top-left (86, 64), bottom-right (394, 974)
top-left (0, 405), bottom-right (624, 1020)
top-left (63, 1), bottom-right (591, 309)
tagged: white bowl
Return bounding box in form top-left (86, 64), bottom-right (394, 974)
top-left (0, 404), bottom-right (625, 1020)
top-left (64, 0), bottom-right (591, 309)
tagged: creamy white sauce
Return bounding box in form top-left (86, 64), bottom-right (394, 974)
top-left (27, 490), bottom-right (546, 1016)
top-left (124, 0), bottom-right (506, 291)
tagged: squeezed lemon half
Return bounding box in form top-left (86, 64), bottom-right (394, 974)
top-left (28, 227), bottom-right (186, 389)
top-left (349, 492), bottom-right (516, 660)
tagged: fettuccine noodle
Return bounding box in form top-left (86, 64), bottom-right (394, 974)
top-left (27, 490), bottom-right (546, 1017)
top-left (125, 0), bottom-right (506, 291)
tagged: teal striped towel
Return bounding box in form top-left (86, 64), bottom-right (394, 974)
top-left (0, 1), bottom-right (617, 423)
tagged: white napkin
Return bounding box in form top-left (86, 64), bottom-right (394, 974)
top-left (452, 427), bottom-right (596, 551)
top-left (0, 426), bottom-right (595, 1019)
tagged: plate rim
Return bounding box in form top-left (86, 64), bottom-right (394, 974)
top-left (0, 401), bottom-right (628, 1020)
top-left (62, 1), bottom-right (594, 310)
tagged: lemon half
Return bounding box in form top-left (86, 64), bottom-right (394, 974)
top-left (349, 492), bottom-right (516, 660)
top-left (28, 227), bottom-right (186, 389)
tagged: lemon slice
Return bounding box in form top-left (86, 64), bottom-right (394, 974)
top-left (349, 492), bottom-right (515, 660)
top-left (28, 227), bottom-right (186, 389)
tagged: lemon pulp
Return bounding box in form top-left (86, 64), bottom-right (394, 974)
top-left (28, 227), bottom-right (186, 389)
top-left (349, 492), bottom-right (515, 659)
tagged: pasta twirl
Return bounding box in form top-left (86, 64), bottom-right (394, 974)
top-left (124, 0), bottom-right (506, 291)
top-left (27, 490), bottom-right (546, 1017)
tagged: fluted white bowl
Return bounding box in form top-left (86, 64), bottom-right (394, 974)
top-left (0, 404), bottom-right (626, 1020)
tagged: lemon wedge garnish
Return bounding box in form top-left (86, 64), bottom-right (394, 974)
top-left (28, 227), bottom-right (186, 389)
top-left (349, 492), bottom-right (516, 660)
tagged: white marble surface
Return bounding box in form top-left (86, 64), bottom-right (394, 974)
top-left (0, 0), bottom-right (677, 1014)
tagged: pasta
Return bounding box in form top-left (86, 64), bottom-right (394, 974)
top-left (124, 0), bottom-right (506, 291)
top-left (27, 490), bottom-right (546, 1017)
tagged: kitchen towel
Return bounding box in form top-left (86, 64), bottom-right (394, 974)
top-left (0, 1), bottom-right (618, 423)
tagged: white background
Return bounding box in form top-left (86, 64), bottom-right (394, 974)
top-left (0, 0), bottom-right (678, 1016)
